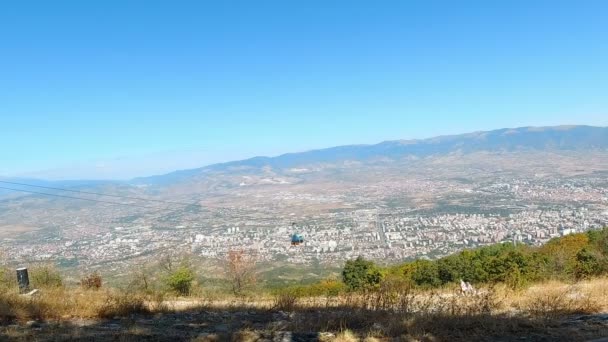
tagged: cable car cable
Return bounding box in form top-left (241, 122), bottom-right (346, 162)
top-left (0, 180), bottom-right (195, 206)
top-left (0, 186), bottom-right (162, 209)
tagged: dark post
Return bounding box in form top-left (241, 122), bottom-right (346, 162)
top-left (16, 267), bottom-right (30, 294)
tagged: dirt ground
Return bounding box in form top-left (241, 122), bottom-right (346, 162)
top-left (1, 308), bottom-right (608, 342)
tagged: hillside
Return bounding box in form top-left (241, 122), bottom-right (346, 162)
top-left (133, 125), bottom-right (608, 185)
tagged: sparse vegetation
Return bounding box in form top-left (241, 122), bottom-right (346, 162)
top-left (30, 264), bottom-right (63, 289)
top-left (226, 249), bottom-right (257, 296)
top-left (273, 291), bottom-right (298, 311)
top-left (96, 291), bottom-right (149, 318)
top-left (80, 272), bottom-right (103, 290)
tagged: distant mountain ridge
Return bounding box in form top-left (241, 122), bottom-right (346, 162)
top-left (133, 125), bottom-right (608, 185)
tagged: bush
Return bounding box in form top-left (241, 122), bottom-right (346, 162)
top-left (410, 260), bottom-right (441, 288)
top-left (80, 272), bottom-right (103, 290)
top-left (31, 265), bottom-right (63, 288)
top-left (574, 248), bottom-right (605, 280)
top-left (165, 266), bottom-right (194, 296)
top-left (342, 256), bottom-right (383, 291)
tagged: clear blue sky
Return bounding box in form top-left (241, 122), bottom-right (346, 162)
top-left (1, 0), bottom-right (607, 180)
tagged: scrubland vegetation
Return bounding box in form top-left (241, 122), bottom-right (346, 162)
top-left (1, 228), bottom-right (608, 341)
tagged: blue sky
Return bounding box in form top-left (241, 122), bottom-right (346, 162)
top-left (1, 0), bottom-right (607, 180)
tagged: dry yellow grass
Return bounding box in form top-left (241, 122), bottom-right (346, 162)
top-left (496, 277), bottom-right (608, 317)
top-left (0, 287), bottom-right (149, 321)
top-left (333, 330), bottom-right (359, 342)
top-left (2, 278), bottom-right (607, 322)
top-left (0, 277), bottom-right (607, 342)
top-left (362, 337), bottom-right (381, 342)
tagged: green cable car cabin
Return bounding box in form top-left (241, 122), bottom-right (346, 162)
top-left (291, 233), bottom-right (304, 246)
top-left (290, 222), bottom-right (304, 245)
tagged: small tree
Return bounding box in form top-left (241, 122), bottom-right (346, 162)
top-left (166, 266), bottom-right (194, 296)
top-left (128, 267), bottom-right (153, 294)
top-left (342, 256), bottom-right (382, 291)
top-left (226, 249), bottom-right (257, 295)
top-left (81, 272), bottom-right (103, 290)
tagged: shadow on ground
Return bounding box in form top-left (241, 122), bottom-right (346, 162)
top-left (1, 305), bottom-right (608, 342)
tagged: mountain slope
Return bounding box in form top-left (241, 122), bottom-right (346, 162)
top-left (133, 125), bottom-right (608, 185)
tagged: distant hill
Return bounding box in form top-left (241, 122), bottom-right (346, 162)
top-left (133, 125), bottom-right (608, 185)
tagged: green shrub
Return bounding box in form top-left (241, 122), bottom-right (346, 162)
top-left (165, 266), bottom-right (194, 296)
top-left (574, 247), bottom-right (605, 280)
top-left (342, 256), bottom-right (382, 291)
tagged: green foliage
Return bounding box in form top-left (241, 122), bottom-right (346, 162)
top-left (165, 266), bottom-right (194, 296)
top-left (342, 256), bottom-right (383, 291)
top-left (409, 260), bottom-right (441, 288)
top-left (346, 227), bottom-right (608, 291)
top-left (31, 265), bottom-right (63, 288)
top-left (275, 278), bottom-right (347, 298)
top-left (0, 267), bottom-right (15, 292)
top-left (588, 228), bottom-right (608, 255)
top-left (574, 247), bottom-right (605, 280)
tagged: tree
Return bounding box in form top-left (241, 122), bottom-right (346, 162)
top-left (226, 249), bottom-right (257, 295)
top-left (540, 233), bottom-right (589, 278)
top-left (587, 227), bottom-right (608, 255)
top-left (165, 266), bottom-right (194, 296)
top-left (342, 256), bottom-right (382, 291)
top-left (410, 260), bottom-right (441, 288)
top-left (574, 247), bottom-right (605, 280)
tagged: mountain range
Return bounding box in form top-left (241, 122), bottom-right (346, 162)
top-left (1, 125), bottom-right (607, 195)
top-left (132, 125), bottom-right (608, 185)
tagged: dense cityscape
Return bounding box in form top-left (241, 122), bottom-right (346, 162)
top-left (2, 169), bottom-right (607, 277)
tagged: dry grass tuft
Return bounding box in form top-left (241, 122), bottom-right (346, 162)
top-left (273, 292), bottom-right (298, 311)
top-left (194, 333), bottom-right (223, 342)
top-left (96, 292), bottom-right (149, 319)
top-left (333, 329), bottom-right (359, 342)
top-left (231, 329), bottom-right (260, 342)
top-left (362, 337), bottom-right (380, 342)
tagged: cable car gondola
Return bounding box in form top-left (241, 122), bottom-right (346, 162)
top-left (290, 222), bottom-right (304, 246)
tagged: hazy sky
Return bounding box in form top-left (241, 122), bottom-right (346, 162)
top-left (1, 1), bottom-right (607, 180)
